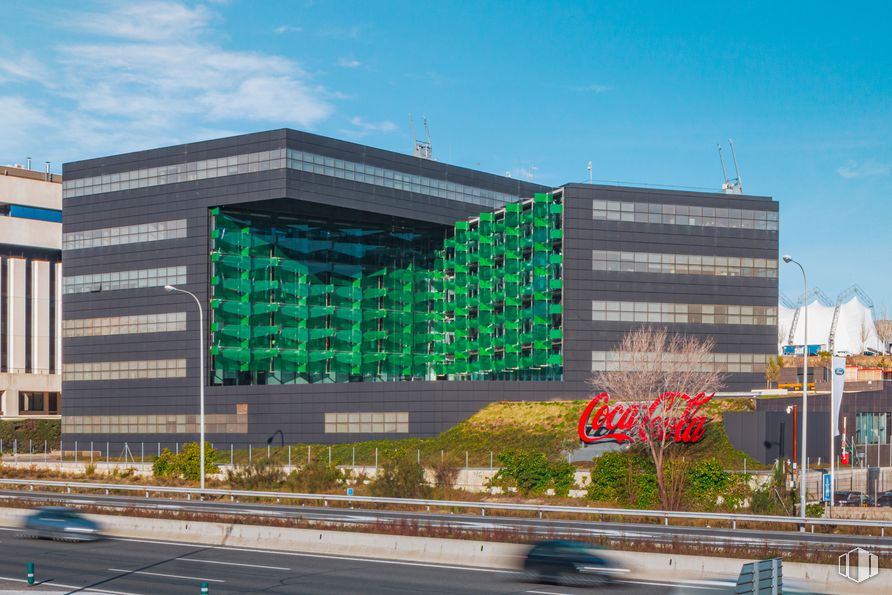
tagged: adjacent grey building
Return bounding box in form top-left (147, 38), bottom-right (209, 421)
top-left (61, 129), bottom-right (779, 447)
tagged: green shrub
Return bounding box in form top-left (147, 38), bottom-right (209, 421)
top-left (370, 453), bottom-right (430, 498)
top-left (0, 419), bottom-right (61, 450)
top-left (152, 448), bottom-right (177, 478)
top-left (286, 460), bottom-right (344, 493)
top-left (152, 442), bottom-right (218, 482)
top-left (587, 451), bottom-right (628, 502)
top-left (586, 449), bottom-right (658, 509)
top-left (490, 450), bottom-right (576, 497)
top-left (806, 503), bottom-right (825, 518)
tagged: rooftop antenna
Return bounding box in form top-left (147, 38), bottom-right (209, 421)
top-left (409, 113), bottom-right (433, 160)
top-left (587, 160), bottom-right (593, 184)
top-left (717, 140), bottom-right (742, 194)
top-left (526, 164), bottom-right (538, 181)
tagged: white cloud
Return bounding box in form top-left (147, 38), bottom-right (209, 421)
top-left (274, 25), bottom-right (303, 34)
top-left (11, 1), bottom-right (336, 156)
top-left (837, 160), bottom-right (890, 179)
top-left (337, 58), bottom-right (361, 69)
top-left (202, 77), bottom-right (331, 124)
top-left (0, 52), bottom-right (52, 86)
top-left (339, 116), bottom-right (396, 138)
top-left (0, 96), bottom-right (49, 156)
top-left (69, 1), bottom-right (215, 42)
top-left (505, 165), bottom-right (540, 181)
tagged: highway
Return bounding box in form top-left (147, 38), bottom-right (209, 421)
top-left (0, 526), bottom-right (734, 594)
top-left (0, 489), bottom-right (887, 556)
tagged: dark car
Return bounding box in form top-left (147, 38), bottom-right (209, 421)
top-left (22, 507), bottom-right (102, 541)
top-left (523, 540), bottom-right (627, 586)
top-left (876, 492), bottom-right (892, 507)
top-left (833, 491), bottom-right (874, 507)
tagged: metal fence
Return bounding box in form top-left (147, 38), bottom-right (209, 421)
top-left (0, 477), bottom-right (890, 535)
top-left (0, 440), bottom-right (547, 472)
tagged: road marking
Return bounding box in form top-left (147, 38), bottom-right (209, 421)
top-left (527, 590), bottom-right (572, 595)
top-left (617, 578), bottom-right (725, 590)
top-left (108, 568), bottom-right (225, 583)
top-left (0, 574), bottom-right (140, 595)
top-left (178, 558), bottom-right (291, 571)
top-left (105, 536), bottom-right (518, 574)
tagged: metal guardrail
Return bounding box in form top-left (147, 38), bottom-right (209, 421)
top-left (0, 478), bottom-right (890, 535)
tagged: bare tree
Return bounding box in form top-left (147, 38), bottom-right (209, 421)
top-left (590, 327), bottom-right (725, 510)
top-left (859, 312), bottom-right (871, 354)
top-left (875, 305), bottom-right (892, 355)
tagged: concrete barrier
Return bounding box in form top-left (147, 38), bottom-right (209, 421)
top-left (0, 507), bottom-right (888, 593)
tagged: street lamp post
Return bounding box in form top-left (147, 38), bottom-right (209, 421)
top-left (783, 255), bottom-right (808, 524)
top-left (164, 284), bottom-right (206, 491)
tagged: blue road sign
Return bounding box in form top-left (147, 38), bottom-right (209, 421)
top-left (823, 473), bottom-right (832, 502)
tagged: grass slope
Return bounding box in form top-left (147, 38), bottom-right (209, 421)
top-left (232, 398), bottom-right (760, 469)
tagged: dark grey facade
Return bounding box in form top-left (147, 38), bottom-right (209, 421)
top-left (732, 386), bottom-right (892, 465)
top-left (61, 129), bottom-right (779, 447)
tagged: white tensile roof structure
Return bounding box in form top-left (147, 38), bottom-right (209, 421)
top-left (779, 285), bottom-right (882, 354)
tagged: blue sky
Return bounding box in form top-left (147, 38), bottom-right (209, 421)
top-left (1, 1), bottom-right (890, 311)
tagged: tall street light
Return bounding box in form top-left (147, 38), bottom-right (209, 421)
top-left (783, 255), bottom-right (807, 524)
top-left (164, 284), bottom-right (206, 491)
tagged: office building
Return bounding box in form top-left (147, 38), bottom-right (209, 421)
top-left (61, 130), bottom-right (778, 446)
top-left (0, 163), bottom-right (62, 417)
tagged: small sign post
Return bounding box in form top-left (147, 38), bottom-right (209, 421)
top-left (823, 473), bottom-right (832, 502)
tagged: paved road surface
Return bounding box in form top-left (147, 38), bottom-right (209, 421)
top-left (0, 526), bottom-right (738, 594)
top-left (0, 489), bottom-right (886, 556)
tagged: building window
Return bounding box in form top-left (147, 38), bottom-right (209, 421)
top-left (62, 266), bottom-right (187, 294)
top-left (287, 150), bottom-right (516, 208)
top-left (592, 300), bottom-right (777, 326)
top-left (61, 411), bottom-right (247, 434)
top-left (63, 312), bottom-right (187, 337)
top-left (592, 250), bottom-right (778, 279)
top-left (324, 412), bottom-right (409, 434)
top-left (592, 200), bottom-right (778, 231)
top-left (591, 350), bottom-right (764, 374)
top-left (62, 148), bottom-right (521, 209)
top-left (855, 412), bottom-right (888, 445)
top-left (19, 392), bottom-right (60, 415)
top-left (63, 219), bottom-right (187, 250)
top-left (63, 359), bottom-right (187, 381)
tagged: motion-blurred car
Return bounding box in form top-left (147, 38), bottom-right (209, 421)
top-left (833, 491), bottom-right (874, 507)
top-left (523, 540), bottom-right (627, 586)
top-left (22, 507), bottom-right (102, 541)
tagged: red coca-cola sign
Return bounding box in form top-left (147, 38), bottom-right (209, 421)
top-left (578, 391), bottom-right (713, 444)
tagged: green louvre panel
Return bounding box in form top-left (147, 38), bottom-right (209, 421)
top-left (209, 192), bottom-right (562, 383)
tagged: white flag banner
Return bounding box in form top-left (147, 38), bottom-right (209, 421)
top-left (831, 356), bottom-right (846, 437)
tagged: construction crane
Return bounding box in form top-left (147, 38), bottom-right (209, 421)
top-left (717, 140), bottom-right (743, 194)
top-left (409, 114), bottom-right (433, 160)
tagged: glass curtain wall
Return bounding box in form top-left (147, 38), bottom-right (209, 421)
top-left (209, 192), bottom-right (563, 385)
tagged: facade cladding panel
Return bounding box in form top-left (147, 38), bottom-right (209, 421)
top-left (62, 129), bottom-right (778, 447)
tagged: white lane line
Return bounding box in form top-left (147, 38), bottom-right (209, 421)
top-left (178, 558), bottom-right (291, 571)
top-left (527, 590), bottom-right (571, 595)
top-left (618, 578), bottom-right (725, 590)
top-left (105, 536), bottom-right (517, 574)
top-left (0, 574), bottom-right (140, 595)
top-left (108, 568), bottom-right (225, 583)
